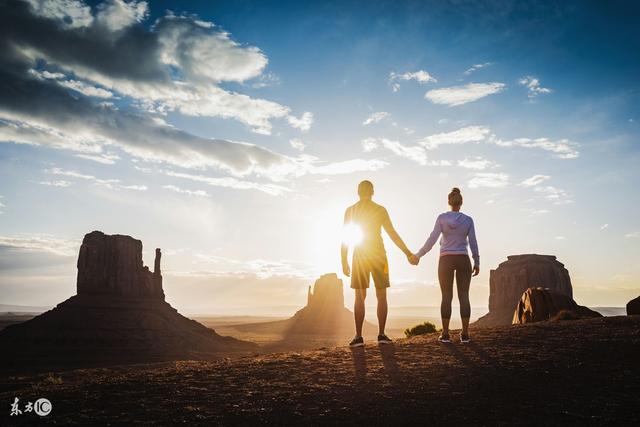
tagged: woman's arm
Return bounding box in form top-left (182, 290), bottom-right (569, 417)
top-left (416, 215), bottom-right (442, 258)
top-left (468, 218), bottom-right (480, 275)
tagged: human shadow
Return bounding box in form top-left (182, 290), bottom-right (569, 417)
top-left (349, 346), bottom-right (367, 379)
top-left (466, 341), bottom-right (497, 366)
top-left (439, 341), bottom-right (477, 369)
top-left (378, 343), bottom-right (401, 383)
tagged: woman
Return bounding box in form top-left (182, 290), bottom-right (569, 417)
top-left (414, 187), bottom-right (479, 343)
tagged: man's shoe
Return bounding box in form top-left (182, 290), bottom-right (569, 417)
top-left (438, 333), bottom-right (451, 343)
top-left (460, 333), bottom-right (471, 343)
top-left (349, 336), bottom-right (364, 347)
top-left (377, 334), bottom-right (393, 344)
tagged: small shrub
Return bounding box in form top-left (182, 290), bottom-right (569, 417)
top-left (42, 372), bottom-right (63, 385)
top-left (404, 321), bottom-right (437, 338)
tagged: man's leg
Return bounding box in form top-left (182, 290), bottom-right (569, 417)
top-left (375, 287), bottom-right (388, 335)
top-left (354, 288), bottom-right (366, 337)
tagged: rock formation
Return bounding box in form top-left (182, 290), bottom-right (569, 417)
top-left (476, 254), bottom-right (574, 327)
top-left (627, 296), bottom-right (640, 315)
top-left (285, 273), bottom-right (370, 337)
top-left (0, 231), bottom-right (254, 368)
top-left (77, 231), bottom-right (164, 299)
top-left (228, 273), bottom-right (377, 348)
top-left (512, 287), bottom-right (602, 324)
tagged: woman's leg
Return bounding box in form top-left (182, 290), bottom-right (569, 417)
top-left (438, 256), bottom-right (455, 336)
top-left (455, 256), bottom-right (472, 335)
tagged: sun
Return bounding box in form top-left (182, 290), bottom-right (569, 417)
top-left (342, 222), bottom-right (363, 247)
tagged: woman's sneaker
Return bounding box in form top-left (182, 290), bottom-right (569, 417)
top-left (377, 334), bottom-right (393, 344)
top-left (460, 333), bottom-right (471, 343)
top-left (349, 336), bottom-right (364, 347)
top-left (438, 333), bottom-right (451, 343)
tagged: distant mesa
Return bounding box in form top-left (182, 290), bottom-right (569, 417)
top-left (228, 273), bottom-right (377, 348)
top-left (512, 287), bottom-right (602, 324)
top-left (285, 273), bottom-right (376, 337)
top-left (476, 254), bottom-right (575, 327)
top-left (627, 296), bottom-right (640, 316)
top-left (0, 231), bottom-right (255, 368)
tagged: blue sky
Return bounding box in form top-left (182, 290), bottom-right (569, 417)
top-left (0, 0), bottom-right (639, 313)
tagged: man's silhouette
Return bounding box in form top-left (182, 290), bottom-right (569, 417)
top-left (341, 180), bottom-right (416, 347)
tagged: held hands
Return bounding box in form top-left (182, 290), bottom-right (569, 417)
top-left (473, 265), bottom-right (480, 277)
top-left (407, 253), bottom-right (420, 266)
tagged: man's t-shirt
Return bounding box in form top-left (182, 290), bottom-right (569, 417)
top-left (344, 200), bottom-right (390, 257)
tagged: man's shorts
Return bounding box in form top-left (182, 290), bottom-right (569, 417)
top-left (351, 251), bottom-right (390, 289)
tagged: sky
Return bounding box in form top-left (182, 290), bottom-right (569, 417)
top-left (1, 0), bottom-right (639, 315)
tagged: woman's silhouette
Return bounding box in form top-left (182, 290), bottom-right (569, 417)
top-left (414, 188), bottom-right (479, 343)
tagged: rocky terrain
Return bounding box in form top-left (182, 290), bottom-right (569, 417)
top-left (0, 231), bottom-right (254, 369)
top-left (476, 254), bottom-right (577, 326)
top-left (1, 316), bottom-right (638, 425)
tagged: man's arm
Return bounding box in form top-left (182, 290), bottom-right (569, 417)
top-left (381, 208), bottom-right (413, 258)
top-left (341, 208), bottom-right (350, 277)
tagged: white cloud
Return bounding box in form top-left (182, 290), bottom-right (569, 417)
top-left (289, 138), bottom-right (306, 151)
top-left (25, 0), bottom-right (94, 28)
top-left (600, 223), bottom-right (609, 230)
top-left (121, 184), bottom-right (147, 191)
top-left (362, 138), bottom-right (427, 165)
top-left (0, 234), bottom-right (80, 257)
top-left (418, 126), bottom-right (490, 149)
top-left (625, 231), bottom-right (640, 238)
top-left (308, 158), bottom-right (388, 176)
top-left (534, 185), bottom-right (572, 204)
top-left (29, 69), bottom-right (115, 98)
top-left (58, 79), bottom-right (115, 98)
top-left (519, 175), bottom-right (551, 187)
top-left (39, 180), bottom-right (72, 187)
top-left (287, 112), bottom-right (313, 132)
top-left (191, 253), bottom-right (317, 280)
top-left (251, 71), bottom-right (280, 89)
top-left (163, 184), bottom-right (210, 197)
top-left (362, 111), bottom-right (390, 126)
top-left (95, 0), bottom-right (148, 32)
top-left (555, 236), bottom-right (566, 240)
top-left (75, 153), bottom-right (120, 164)
top-left (519, 76), bottom-right (552, 98)
top-left (468, 172), bottom-right (509, 188)
top-left (417, 126), bottom-right (580, 159)
top-left (0, 195), bottom-right (4, 214)
top-left (425, 82), bottom-right (505, 106)
top-left (389, 70), bottom-right (437, 92)
top-left (45, 167), bottom-right (146, 191)
top-left (163, 170), bottom-right (291, 196)
top-left (491, 136), bottom-right (579, 159)
top-left (530, 209), bottom-right (550, 215)
top-left (457, 157), bottom-right (496, 170)
top-left (464, 62), bottom-right (492, 75)
top-left (13, 5), bottom-right (312, 136)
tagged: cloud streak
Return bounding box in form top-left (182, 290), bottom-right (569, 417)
top-left (389, 70), bottom-right (436, 92)
top-left (425, 82), bottom-right (505, 106)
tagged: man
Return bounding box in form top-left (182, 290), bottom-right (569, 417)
top-left (341, 180), bottom-right (417, 347)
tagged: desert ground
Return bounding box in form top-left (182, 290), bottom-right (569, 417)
top-left (2, 315), bottom-right (639, 426)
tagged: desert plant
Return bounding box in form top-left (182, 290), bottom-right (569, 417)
top-left (404, 321), bottom-right (437, 338)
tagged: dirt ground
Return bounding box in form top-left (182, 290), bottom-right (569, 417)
top-left (1, 316), bottom-right (639, 426)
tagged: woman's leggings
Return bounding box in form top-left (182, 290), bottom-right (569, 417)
top-left (438, 255), bottom-right (472, 319)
